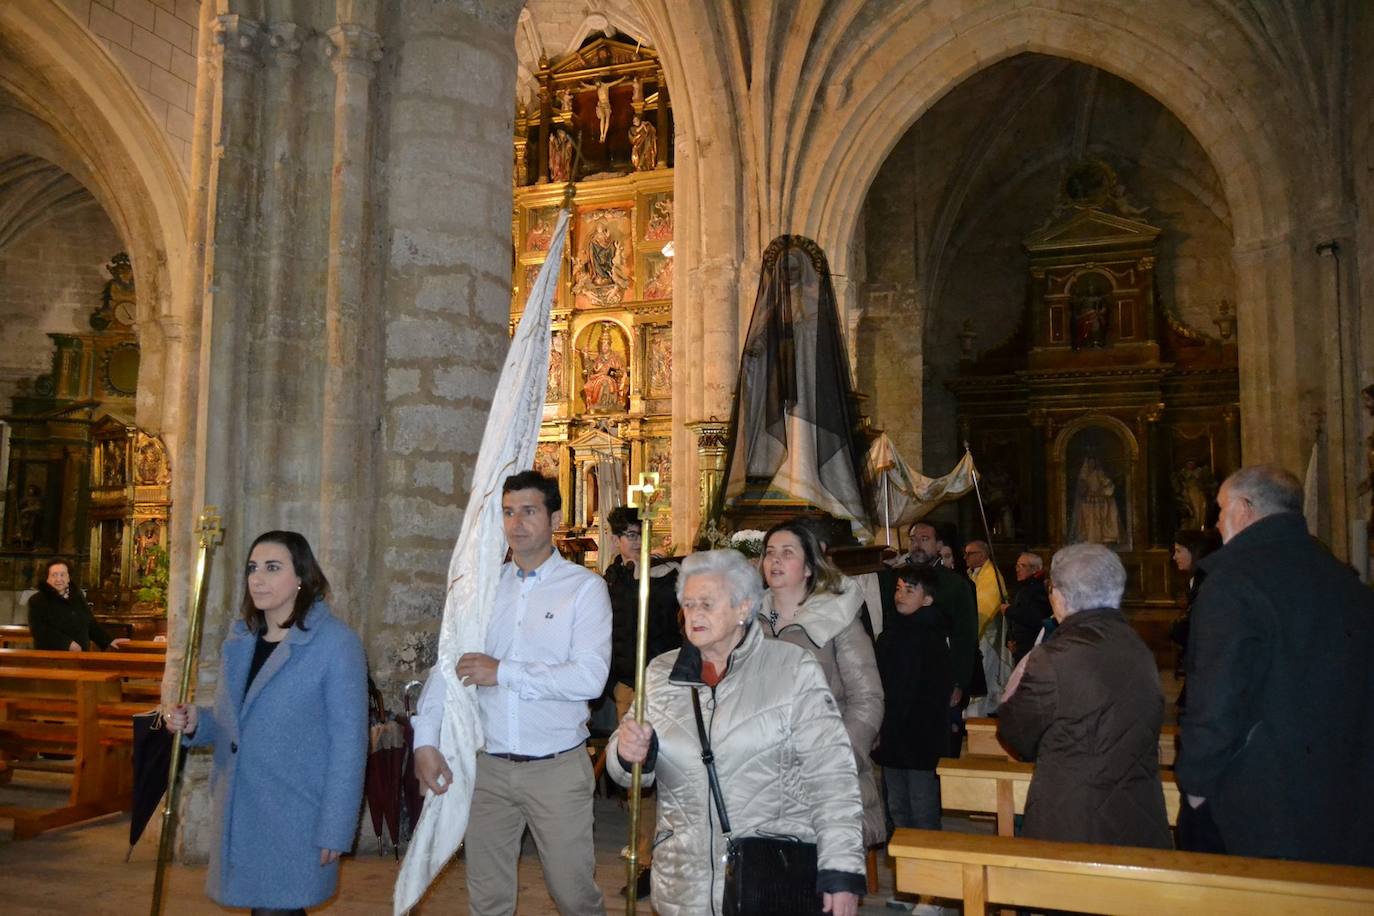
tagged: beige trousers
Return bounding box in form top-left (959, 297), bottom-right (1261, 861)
top-left (465, 748), bottom-right (604, 916)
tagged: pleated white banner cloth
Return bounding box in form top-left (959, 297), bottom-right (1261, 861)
top-left (393, 209), bottom-right (571, 914)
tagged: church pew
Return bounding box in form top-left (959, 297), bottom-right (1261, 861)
top-left (0, 667), bottom-right (133, 839)
top-left (0, 625), bottom-right (33, 648)
top-left (119, 639), bottom-right (169, 653)
top-left (0, 649), bottom-right (164, 703)
top-left (936, 755), bottom-right (1180, 837)
top-left (965, 718), bottom-right (1178, 767)
top-left (888, 828), bottom-right (1374, 915)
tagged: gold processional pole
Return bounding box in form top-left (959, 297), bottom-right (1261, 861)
top-left (623, 472), bottom-right (660, 915)
top-left (150, 507), bottom-right (225, 916)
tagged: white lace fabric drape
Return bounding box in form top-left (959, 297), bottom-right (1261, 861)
top-left (393, 210), bottom-right (571, 915)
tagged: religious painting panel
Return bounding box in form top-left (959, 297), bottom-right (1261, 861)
top-left (572, 207), bottom-right (633, 308)
top-left (647, 438), bottom-right (672, 499)
top-left (525, 206), bottom-right (559, 253)
top-left (522, 263), bottom-right (543, 308)
top-left (575, 321), bottom-right (631, 414)
top-left (642, 192), bottom-right (673, 242)
top-left (647, 325), bottom-right (672, 398)
top-left (1063, 423), bottom-right (1132, 550)
top-left (534, 442), bottom-right (561, 480)
top-left (641, 251), bottom-right (673, 301)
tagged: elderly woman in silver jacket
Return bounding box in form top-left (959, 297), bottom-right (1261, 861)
top-left (609, 548), bottom-right (866, 916)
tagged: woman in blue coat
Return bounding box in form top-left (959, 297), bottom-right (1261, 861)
top-left (169, 531), bottom-right (368, 914)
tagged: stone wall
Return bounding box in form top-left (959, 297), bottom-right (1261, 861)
top-left (0, 203), bottom-right (123, 406)
top-left (58, 0), bottom-right (199, 171)
top-left (158, 0), bottom-right (524, 862)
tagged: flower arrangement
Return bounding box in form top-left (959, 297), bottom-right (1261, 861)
top-left (728, 529), bottom-right (766, 558)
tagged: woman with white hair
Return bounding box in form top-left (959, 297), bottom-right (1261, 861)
top-left (996, 543), bottom-right (1171, 849)
top-left (608, 548), bottom-right (867, 916)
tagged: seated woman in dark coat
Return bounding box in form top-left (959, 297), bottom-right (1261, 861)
top-left (998, 544), bottom-right (1171, 849)
top-left (27, 559), bottom-right (128, 651)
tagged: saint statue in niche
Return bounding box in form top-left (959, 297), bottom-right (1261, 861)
top-left (1171, 459), bottom-right (1216, 529)
top-left (579, 323), bottom-right (629, 412)
top-left (549, 129), bottom-right (574, 181)
top-left (546, 332), bottom-right (565, 401)
top-left (1070, 272), bottom-right (1111, 349)
top-left (1071, 455), bottom-right (1122, 544)
top-left (629, 116), bottom-right (657, 171)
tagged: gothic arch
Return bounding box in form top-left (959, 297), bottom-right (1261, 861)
top-left (804, 5), bottom-right (1291, 271)
top-left (0, 1), bottom-right (190, 433)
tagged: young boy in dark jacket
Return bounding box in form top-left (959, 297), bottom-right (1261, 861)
top-left (873, 563), bottom-right (954, 832)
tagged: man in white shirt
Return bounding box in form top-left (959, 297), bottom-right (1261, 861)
top-left (412, 471), bottom-right (612, 915)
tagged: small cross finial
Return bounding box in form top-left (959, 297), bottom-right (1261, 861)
top-left (626, 472), bottom-right (660, 518)
top-left (196, 506), bottom-right (225, 550)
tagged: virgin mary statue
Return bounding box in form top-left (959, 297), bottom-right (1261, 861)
top-left (715, 235), bottom-right (869, 534)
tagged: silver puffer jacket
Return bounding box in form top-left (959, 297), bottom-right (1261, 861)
top-left (607, 623), bottom-right (866, 916)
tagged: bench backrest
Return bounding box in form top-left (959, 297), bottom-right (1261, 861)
top-left (889, 828), bottom-right (1374, 915)
top-left (0, 649), bottom-right (164, 678)
top-left (965, 717), bottom-right (1178, 766)
top-left (937, 755), bottom-right (1180, 827)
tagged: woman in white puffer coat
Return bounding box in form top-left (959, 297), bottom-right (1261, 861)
top-left (608, 548), bottom-right (866, 916)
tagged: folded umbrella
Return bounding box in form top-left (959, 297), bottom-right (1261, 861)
top-left (127, 710), bottom-right (171, 859)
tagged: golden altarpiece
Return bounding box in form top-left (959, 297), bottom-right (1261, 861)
top-left (510, 36), bottom-right (675, 564)
top-left (1, 253), bottom-right (170, 635)
top-left (949, 162), bottom-right (1240, 645)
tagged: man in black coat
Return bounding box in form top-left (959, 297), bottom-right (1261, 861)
top-left (1176, 464), bottom-right (1374, 866)
top-left (1002, 551), bottom-right (1051, 664)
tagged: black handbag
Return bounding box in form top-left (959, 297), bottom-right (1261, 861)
top-left (690, 687), bottom-right (823, 916)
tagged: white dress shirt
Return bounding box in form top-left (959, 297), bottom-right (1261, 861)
top-left (412, 549), bottom-right (612, 757)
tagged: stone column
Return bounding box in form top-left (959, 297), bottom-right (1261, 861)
top-left (174, 10), bottom-right (263, 866)
top-left (320, 23), bottom-right (383, 625)
top-left (686, 418), bottom-right (729, 534)
top-left (244, 22), bottom-right (303, 534)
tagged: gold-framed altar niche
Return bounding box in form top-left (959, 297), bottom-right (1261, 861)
top-left (511, 170), bottom-right (675, 323)
top-left (949, 162), bottom-right (1240, 656)
top-left (87, 416), bottom-right (170, 620)
top-left (515, 35), bottom-right (672, 187)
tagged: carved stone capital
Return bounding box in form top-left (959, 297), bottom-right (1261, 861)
top-left (212, 15), bottom-right (262, 70)
top-left (267, 22), bottom-right (304, 67)
top-left (325, 23), bottom-right (383, 78)
top-left (1138, 402), bottom-right (1166, 425)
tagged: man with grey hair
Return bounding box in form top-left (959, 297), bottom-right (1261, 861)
top-left (1003, 552), bottom-right (1051, 663)
top-left (996, 544), bottom-right (1171, 848)
top-left (1176, 464), bottom-right (1374, 865)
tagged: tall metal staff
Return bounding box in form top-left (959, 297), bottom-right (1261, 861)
top-left (150, 507), bottom-right (225, 915)
top-left (622, 471), bottom-right (660, 914)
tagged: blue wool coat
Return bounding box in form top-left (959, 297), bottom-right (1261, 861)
top-left (186, 601), bottom-right (368, 908)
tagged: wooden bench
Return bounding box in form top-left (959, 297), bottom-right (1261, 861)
top-left (965, 717), bottom-right (1179, 767)
top-left (937, 755), bottom-right (1180, 837)
top-left (888, 828), bottom-right (1374, 915)
top-left (0, 667), bottom-right (134, 839)
top-left (0, 648), bottom-right (165, 704)
top-left (0, 625), bottom-right (33, 648)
